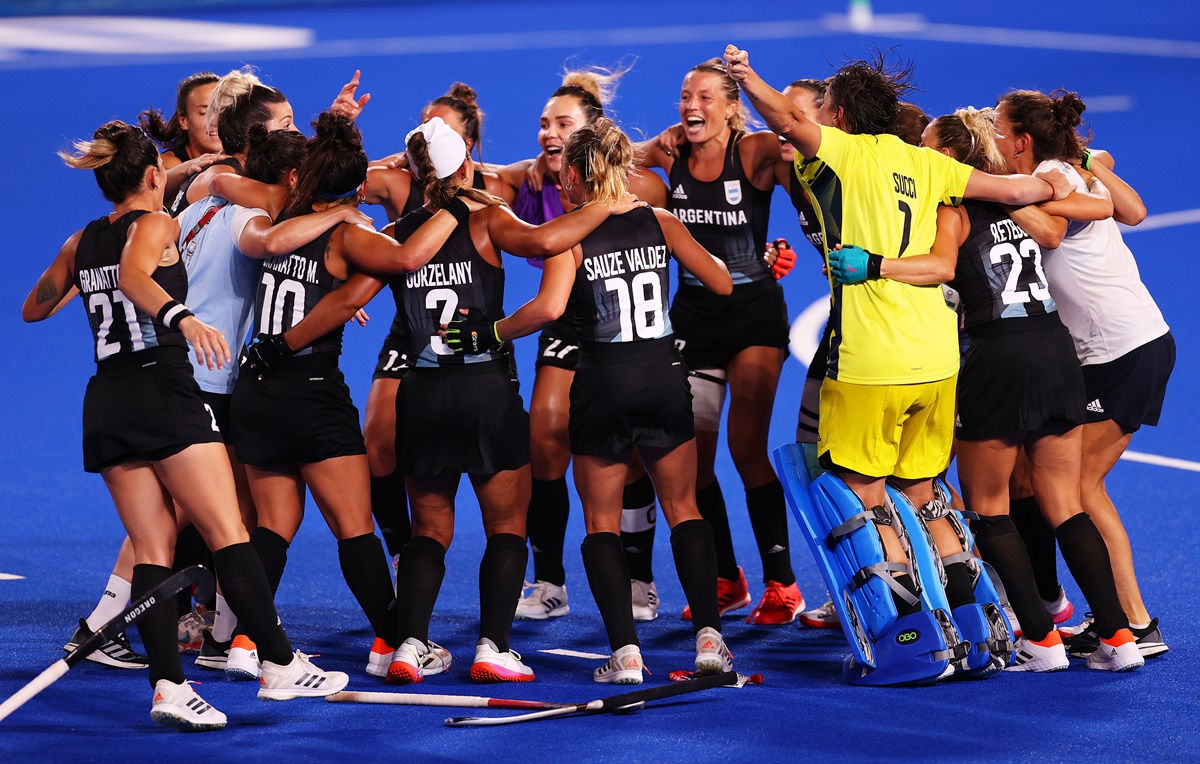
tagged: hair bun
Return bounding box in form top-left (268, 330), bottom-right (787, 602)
top-left (314, 111), bottom-right (363, 150)
top-left (1051, 89), bottom-right (1086, 127)
top-left (446, 82), bottom-right (478, 107)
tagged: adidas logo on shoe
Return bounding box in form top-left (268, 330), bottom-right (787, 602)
top-left (1086, 398), bottom-right (1104, 413)
top-left (672, 184), bottom-right (688, 200)
top-left (701, 640), bottom-right (715, 650)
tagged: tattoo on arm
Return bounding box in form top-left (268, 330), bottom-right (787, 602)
top-left (35, 276), bottom-right (61, 306)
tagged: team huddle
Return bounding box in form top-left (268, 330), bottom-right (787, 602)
top-left (19, 41), bottom-right (1171, 731)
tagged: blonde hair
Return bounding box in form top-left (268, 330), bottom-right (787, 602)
top-left (206, 67), bottom-right (287, 154)
top-left (60, 120), bottom-right (159, 202)
top-left (551, 63), bottom-right (632, 125)
top-left (687, 58), bottom-right (751, 132)
top-left (563, 117), bottom-right (632, 204)
top-left (930, 107), bottom-right (1004, 172)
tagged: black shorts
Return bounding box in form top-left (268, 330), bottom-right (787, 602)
top-left (82, 347), bottom-right (223, 473)
top-left (1082, 331), bottom-right (1175, 432)
top-left (397, 361), bottom-right (530, 477)
top-left (535, 317), bottom-right (580, 371)
top-left (372, 316), bottom-right (412, 380)
top-left (806, 319), bottom-right (832, 381)
top-left (199, 390), bottom-right (234, 445)
top-left (569, 338), bottom-right (695, 458)
top-left (670, 279), bottom-right (789, 370)
top-left (230, 355), bottom-right (366, 467)
top-left (955, 315), bottom-right (1086, 441)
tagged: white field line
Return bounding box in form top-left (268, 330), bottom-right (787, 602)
top-left (538, 648), bottom-right (609, 660)
top-left (1119, 450), bottom-right (1200, 473)
top-left (0, 573), bottom-right (26, 580)
top-left (1121, 208), bottom-right (1200, 233)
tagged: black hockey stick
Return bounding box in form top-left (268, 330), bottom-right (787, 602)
top-left (444, 670), bottom-right (738, 726)
top-left (0, 564), bottom-right (214, 723)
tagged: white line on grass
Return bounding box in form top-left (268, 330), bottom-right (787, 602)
top-left (0, 573), bottom-right (26, 581)
top-left (1121, 208), bottom-right (1200, 233)
top-left (1120, 450), bottom-right (1200, 473)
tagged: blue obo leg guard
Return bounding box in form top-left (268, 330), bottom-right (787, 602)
top-left (889, 479), bottom-right (1013, 678)
top-left (773, 444), bottom-right (956, 686)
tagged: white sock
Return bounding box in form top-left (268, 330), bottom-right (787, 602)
top-left (1129, 620), bottom-right (1150, 630)
top-left (211, 594), bottom-right (237, 643)
top-left (85, 575), bottom-right (131, 631)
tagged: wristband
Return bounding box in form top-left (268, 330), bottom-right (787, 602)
top-left (492, 321), bottom-right (504, 345)
top-left (867, 253), bottom-right (883, 280)
top-left (157, 300), bottom-right (193, 329)
top-left (444, 197), bottom-right (471, 227)
top-left (1081, 150), bottom-right (1092, 172)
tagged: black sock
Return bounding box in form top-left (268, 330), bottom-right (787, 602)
top-left (370, 471), bottom-right (411, 557)
top-left (942, 561), bottom-right (977, 611)
top-left (478, 533), bottom-right (527, 652)
top-left (1010, 495), bottom-right (1060, 601)
top-left (250, 527), bottom-right (290, 595)
top-left (212, 543), bottom-right (292, 664)
top-left (581, 533), bottom-right (639, 651)
top-left (745, 480), bottom-right (795, 585)
top-left (393, 535), bottom-right (446, 644)
top-left (132, 564), bottom-right (186, 687)
top-left (891, 573), bottom-right (921, 617)
top-left (528, 477), bottom-right (569, 586)
top-left (621, 474), bottom-right (657, 583)
top-left (1056, 513), bottom-right (1128, 639)
top-left (696, 479), bottom-right (738, 580)
top-left (973, 514), bottom-right (1054, 641)
top-left (670, 519), bottom-right (720, 633)
top-left (338, 533), bottom-right (397, 643)
top-left (173, 524), bottom-right (209, 617)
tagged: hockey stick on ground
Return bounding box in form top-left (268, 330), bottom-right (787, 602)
top-left (0, 564), bottom-right (215, 724)
top-left (444, 670), bottom-right (738, 727)
top-left (326, 690), bottom-right (574, 710)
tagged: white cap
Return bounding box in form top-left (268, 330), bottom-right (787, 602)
top-left (405, 117), bottom-right (467, 180)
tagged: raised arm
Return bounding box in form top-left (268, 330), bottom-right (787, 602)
top-left (963, 167), bottom-right (1070, 206)
top-left (23, 230), bottom-right (82, 322)
top-left (655, 209), bottom-right (732, 295)
top-left (237, 205), bottom-right (374, 259)
top-left (723, 45), bottom-right (822, 160)
top-left (1086, 151), bottom-right (1146, 225)
top-left (485, 198), bottom-right (640, 258)
top-left (118, 212), bottom-right (230, 369)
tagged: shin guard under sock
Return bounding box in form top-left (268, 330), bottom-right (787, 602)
top-left (478, 533), bottom-right (528, 652)
top-left (973, 514), bottom-right (1053, 641)
top-left (621, 474), bottom-right (657, 583)
top-left (527, 477), bottom-right (570, 586)
top-left (670, 519), bottom-right (720, 633)
top-left (1055, 513), bottom-right (1128, 639)
top-left (212, 543), bottom-right (292, 664)
top-left (338, 533), bottom-right (397, 643)
top-left (132, 564), bottom-right (186, 687)
top-left (393, 535), bottom-right (446, 644)
top-left (746, 480), bottom-right (795, 585)
top-left (696, 479), bottom-right (739, 581)
top-left (370, 471), bottom-right (412, 558)
top-left (1010, 495), bottom-right (1061, 601)
top-left (581, 533), bottom-right (639, 650)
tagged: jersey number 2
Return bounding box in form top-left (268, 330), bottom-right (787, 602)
top-left (88, 290), bottom-right (143, 360)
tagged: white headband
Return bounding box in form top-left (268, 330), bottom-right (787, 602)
top-left (405, 117), bottom-right (467, 180)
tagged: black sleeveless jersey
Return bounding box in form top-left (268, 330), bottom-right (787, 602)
top-left (396, 168), bottom-right (487, 222)
top-left (787, 172), bottom-right (825, 258)
top-left (949, 200), bottom-right (1057, 334)
top-left (392, 207), bottom-right (507, 367)
top-left (254, 210), bottom-right (345, 356)
top-left (572, 206), bottom-right (673, 344)
top-left (667, 131), bottom-right (772, 286)
top-left (168, 157), bottom-right (244, 218)
top-left (169, 145), bottom-right (191, 164)
top-left (73, 210), bottom-right (187, 362)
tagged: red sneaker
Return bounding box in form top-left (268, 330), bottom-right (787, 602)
top-left (747, 581), bottom-right (806, 625)
top-left (682, 566), bottom-right (751, 620)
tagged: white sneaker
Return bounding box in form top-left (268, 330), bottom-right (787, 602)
top-left (1086, 629), bottom-right (1145, 672)
top-left (225, 635), bottom-right (259, 681)
top-left (470, 638), bottom-right (535, 683)
top-left (694, 626), bottom-right (733, 675)
top-left (631, 580), bottom-right (659, 622)
top-left (799, 600), bottom-right (840, 629)
top-left (150, 679), bottom-right (227, 732)
top-left (366, 637), bottom-right (395, 678)
top-left (1005, 632), bottom-right (1070, 673)
top-left (594, 644), bottom-right (644, 684)
top-left (1060, 614), bottom-right (1095, 637)
top-left (386, 637), bottom-right (427, 685)
top-left (514, 580), bottom-right (569, 620)
top-left (422, 641), bottom-right (453, 676)
top-left (1043, 585), bottom-right (1075, 625)
top-left (258, 650), bottom-right (349, 700)
top-left (177, 611), bottom-right (209, 654)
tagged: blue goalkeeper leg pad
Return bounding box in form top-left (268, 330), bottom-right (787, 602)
top-left (773, 444), bottom-right (956, 686)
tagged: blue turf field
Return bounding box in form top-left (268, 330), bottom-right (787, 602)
top-left (0, 1), bottom-right (1197, 760)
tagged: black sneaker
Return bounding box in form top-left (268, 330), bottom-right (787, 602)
top-left (1064, 616), bottom-right (1169, 659)
top-left (194, 630), bottom-right (231, 670)
top-left (63, 618), bottom-right (149, 669)
top-left (1131, 618), bottom-right (1169, 658)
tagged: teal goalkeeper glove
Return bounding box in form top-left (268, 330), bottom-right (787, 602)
top-left (828, 245), bottom-right (883, 285)
top-left (444, 316), bottom-right (503, 354)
